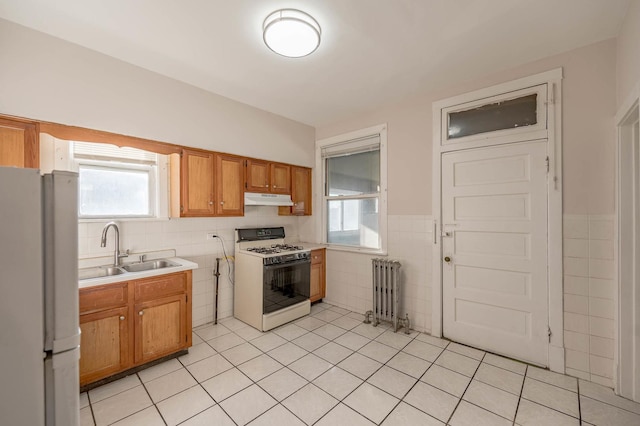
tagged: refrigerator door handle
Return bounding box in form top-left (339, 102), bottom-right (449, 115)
top-left (53, 329), bottom-right (81, 354)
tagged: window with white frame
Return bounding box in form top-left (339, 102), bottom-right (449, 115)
top-left (73, 142), bottom-right (163, 218)
top-left (319, 125), bottom-right (387, 252)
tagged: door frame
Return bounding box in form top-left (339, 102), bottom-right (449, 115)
top-left (615, 81), bottom-right (640, 401)
top-left (431, 68), bottom-right (565, 372)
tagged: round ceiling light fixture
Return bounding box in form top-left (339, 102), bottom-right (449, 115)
top-left (263, 9), bottom-right (321, 58)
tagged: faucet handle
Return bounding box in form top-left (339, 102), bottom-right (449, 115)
top-left (139, 254), bottom-right (147, 263)
top-left (118, 249), bottom-right (130, 259)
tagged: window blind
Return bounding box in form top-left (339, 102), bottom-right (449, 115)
top-left (321, 134), bottom-right (380, 158)
top-left (73, 141), bottom-right (157, 165)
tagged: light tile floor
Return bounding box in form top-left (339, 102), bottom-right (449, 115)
top-left (80, 302), bottom-right (640, 426)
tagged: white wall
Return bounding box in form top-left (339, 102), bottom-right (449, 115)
top-left (316, 39), bottom-right (619, 385)
top-left (0, 19), bottom-right (315, 166)
top-left (616, 0), bottom-right (640, 108)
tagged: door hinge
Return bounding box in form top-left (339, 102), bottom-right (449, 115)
top-left (245, 182), bottom-right (247, 189)
top-left (547, 326), bottom-right (552, 342)
top-left (545, 156), bottom-right (550, 173)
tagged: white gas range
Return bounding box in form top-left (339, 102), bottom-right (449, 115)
top-left (233, 227), bottom-right (311, 331)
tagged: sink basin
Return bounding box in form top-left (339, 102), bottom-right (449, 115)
top-left (78, 266), bottom-right (125, 280)
top-left (122, 259), bottom-right (180, 273)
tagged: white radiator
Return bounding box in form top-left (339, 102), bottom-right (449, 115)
top-left (365, 258), bottom-right (410, 333)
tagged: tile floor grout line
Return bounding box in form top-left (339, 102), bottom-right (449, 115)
top-left (579, 394), bottom-right (640, 416)
top-left (511, 364), bottom-right (528, 426)
top-left (136, 371), bottom-right (169, 426)
top-left (577, 378), bottom-right (582, 424)
top-left (445, 351), bottom-right (486, 424)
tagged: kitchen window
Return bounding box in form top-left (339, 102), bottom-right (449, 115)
top-left (73, 142), bottom-right (166, 219)
top-left (318, 125), bottom-right (387, 253)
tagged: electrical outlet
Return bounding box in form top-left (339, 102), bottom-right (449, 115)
top-left (206, 232), bottom-right (217, 240)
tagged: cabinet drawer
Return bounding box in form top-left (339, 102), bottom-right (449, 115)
top-left (311, 249), bottom-right (325, 265)
top-left (79, 282), bottom-right (128, 314)
top-left (134, 272), bottom-right (187, 301)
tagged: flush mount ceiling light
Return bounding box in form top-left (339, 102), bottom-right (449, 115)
top-left (263, 9), bottom-right (321, 58)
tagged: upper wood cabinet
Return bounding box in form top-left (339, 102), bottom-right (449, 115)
top-left (280, 166), bottom-right (312, 216)
top-left (0, 117), bottom-right (39, 168)
top-left (180, 148), bottom-right (215, 216)
top-left (270, 163), bottom-right (291, 194)
top-left (215, 154), bottom-right (244, 216)
top-left (246, 159), bottom-right (291, 194)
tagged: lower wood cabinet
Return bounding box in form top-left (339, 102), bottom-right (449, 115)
top-left (310, 249), bottom-right (326, 303)
top-left (79, 306), bottom-right (129, 386)
top-left (134, 294), bottom-right (187, 364)
top-left (79, 270), bottom-right (192, 387)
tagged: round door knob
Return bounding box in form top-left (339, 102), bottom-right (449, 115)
top-left (138, 311), bottom-right (144, 316)
top-left (119, 316), bottom-right (125, 321)
top-left (444, 256), bottom-right (451, 263)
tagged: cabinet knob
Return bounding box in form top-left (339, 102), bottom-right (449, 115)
top-left (208, 201), bottom-right (213, 205)
top-left (272, 185), bottom-right (276, 188)
top-left (265, 184), bottom-right (269, 188)
top-left (138, 310), bottom-right (144, 316)
top-left (220, 201), bottom-right (224, 205)
top-left (119, 316), bottom-right (125, 321)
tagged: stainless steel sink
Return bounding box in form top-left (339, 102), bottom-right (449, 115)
top-left (78, 266), bottom-right (126, 280)
top-left (121, 259), bottom-right (180, 273)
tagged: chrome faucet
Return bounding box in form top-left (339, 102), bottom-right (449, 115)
top-left (100, 222), bottom-right (128, 266)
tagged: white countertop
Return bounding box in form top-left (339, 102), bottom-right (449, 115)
top-left (78, 256), bottom-right (198, 288)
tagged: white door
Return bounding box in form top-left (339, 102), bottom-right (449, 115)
top-left (441, 140), bottom-right (549, 365)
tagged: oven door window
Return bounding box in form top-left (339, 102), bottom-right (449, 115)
top-left (263, 260), bottom-right (311, 314)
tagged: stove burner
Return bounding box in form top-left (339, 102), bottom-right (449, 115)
top-left (271, 244), bottom-right (304, 251)
top-left (246, 244), bottom-right (305, 255)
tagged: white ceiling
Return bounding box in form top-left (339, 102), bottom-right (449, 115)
top-left (0, 0), bottom-right (630, 127)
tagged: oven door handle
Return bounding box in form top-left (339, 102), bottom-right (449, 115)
top-left (264, 259), bottom-right (311, 270)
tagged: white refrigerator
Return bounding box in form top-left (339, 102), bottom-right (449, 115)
top-left (0, 167), bottom-right (80, 426)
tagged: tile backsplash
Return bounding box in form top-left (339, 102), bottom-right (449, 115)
top-left (563, 214), bottom-right (616, 388)
top-left (323, 215), bottom-right (433, 333)
top-left (78, 206), bottom-right (300, 327)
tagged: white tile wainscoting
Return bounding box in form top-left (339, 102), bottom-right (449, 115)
top-left (77, 206), bottom-right (302, 327)
top-left (323, 215), bottom-right (433, 333)
top-left (563, 214), bottom-right (616, 388)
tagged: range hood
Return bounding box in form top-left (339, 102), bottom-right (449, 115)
top-left (244, 192), bottom-right (294, 207)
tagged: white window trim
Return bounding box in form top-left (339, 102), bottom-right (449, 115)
top-left (41, 137), bottom-right (171, 221)
top-left (315, 124), bottom-right (388, 255)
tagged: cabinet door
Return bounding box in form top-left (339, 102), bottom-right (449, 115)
top-left (0, 117), bottom-right (38, 168)
top-left (134, 294), bottom-right (187, 364)
top-left (310, 249), bottom-right (325, 303)
top-left (181, 149), bottom-right (215, 216)
top-left (79, 307), bottom-right (130, 386)
top-left (216, 154), bottom-right (244, 216)
top-left (270, 163), bottom-right (291, 194)
top-left (246, 159), bottom-right (270, 192)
